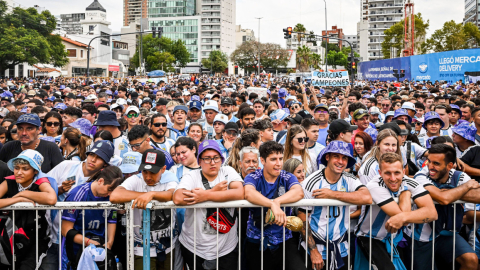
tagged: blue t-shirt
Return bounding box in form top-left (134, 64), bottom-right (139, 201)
top-left (151, 146), bottom-right (175, 170)
top-left (317, 125), bottom-right (329, 146)
top-left (278, 98), bottom-right (285, 108)
top-left (61, 182), bottom-right (116, 270)
top-left (244, 169), bottom-right (300, 246)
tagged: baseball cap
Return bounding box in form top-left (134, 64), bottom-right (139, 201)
top-left (401, 102), bottom-right (416, 112)
top-left (111, 103), bottom-right (123, 111)
top-left (116, 98), bottom-right (128, 106)
top-left (314, 104), bottom-right (328, 112)
top-left (156, 98), bottom-right (169, 106)
top-left (95, 111), bottom-right (120, 127)
top-left (118, 151), bottom-right (143, 174)
top-left (224, 122), bottom-right (239, 132)
top-left (65, 93), bottom-right (76, 99)
top-left (7, 149), bottom-right (44, 172)
top-left (221, 97), bottom-right (234, 105)
top-left (278, 88), bottom-right (287, 98)
top-left (86, 140), bottom-right (115, 164)
top-left (353, 109), bottom-right (369, 120)
top-left (379, 122), bottom-right (403, 136)
top-left (329, 119), bottom-right (357, 134)
top-left (270, 109), bottom-right (289, 121)
top-left (17, 114), bottom-right (41, 127)
top-left (197, 140), bottom-right (225, 164)
top-left (214, 114), bottom-right (228, 125)
top-left (125, 106), bottom-right (140, 115)
top-left (173, 105), bottom-right (188, 114)
top-left (203, 100), bottom-right (219, 112)
top-left (139, 149), bottom-right (166, 173)
top-left (87, 94), bottom-right (97, 100)
top-left (0, 108), bottom-right (10, 118)
top-left (182, 90), bottom-right (191, 96)
top-left (369, 107), bottom-right (381, 115)
top-left (189, 101), bottom-right (202, 110)
top-left (286, 114), bottom-right (303, 125)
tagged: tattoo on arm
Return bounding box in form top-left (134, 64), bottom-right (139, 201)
top-left (301, 221), bottom-right (317, 251)
top-left (423, 218), bottom-right (430, 223)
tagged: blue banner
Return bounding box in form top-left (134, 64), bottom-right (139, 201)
top-left (358, 57), bottom-right (411, 82)
top-left (410, 49), bottom-right (480, 83)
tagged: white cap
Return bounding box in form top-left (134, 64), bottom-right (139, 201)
top-left (369, 106), bottom-right (381, 115)
top-left (125, 106), bottom-right (140, 115)
top-left (116, 98), bottom-right (128, 106)
top-left (214, 114), bottom-right (228, 125)
top-left (183, 90), bottom-right (191, 96)
top-left (203, 100), bottom-right (219, 112)
top-left (111, 103), bottom-right (123, 110)
top-left (87, 94), bottom-right (97, 100)
top-left (402, 102), bottom-right (416, 112)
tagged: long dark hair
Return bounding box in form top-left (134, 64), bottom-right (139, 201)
top-left (42, 111), bottom-right (63, 136)
top-left (87, 166), bottom-right (124, 189)
top-left (174, 137), bottom-right (197, 156)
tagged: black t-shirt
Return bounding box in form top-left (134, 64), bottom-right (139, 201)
top-left (0, 140), bottom-right (64, 173)
top-left (0, 160), bottom-right (13, 184)
top-left (460, 145), bottom-right (480, 182)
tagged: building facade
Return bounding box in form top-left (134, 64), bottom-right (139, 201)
top-left (124, 0), bottom-right (148, 26)
top-left (235, 25), bottom-right (255, 47)
top-left (344, 34), bottom-right (359, 55)
top-left (358, 0), bottom-right (405, 61)
top-left (322, 26), bottom-right (345, 49)
top-left (464, 0), bottom-right (480, 28)
top-left (57, 13), bottom-right (86, 35)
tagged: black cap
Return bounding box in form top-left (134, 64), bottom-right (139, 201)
top-left (379, 122), bottom-right (402, 136)
top-left (65, 93), bottom-right (76, 99)
top-left (224, 122), bottom-right (239, 132)
top-left (286, 115), bottom-right (303, 125)
top-left (139, 149), bottom-right (166, 173)
top-left (156, 98), bottom-right (169, 106)
top-left (130, 92), bottom-right (139, 99)
top-left (329, 119), bottom-right (357, 134)
top-left (221, 97), bottom-right (233, 105)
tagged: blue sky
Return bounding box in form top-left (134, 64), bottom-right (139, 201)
top-left (16, 0), bottom-right (465, 47)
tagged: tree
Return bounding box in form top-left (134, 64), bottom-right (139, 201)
top-left (326, 50), bottom-right (348, 69)
top-left (310, 53), bottom-right (322, 69)
top-left (382, 13), bottom-right (430, 58)
top-left (260, 43), bottom-right (290, 71)
top-left (230, 41), bottom-right (259, 74)
top-left (293, 23), bottom-right (307, 43)
top-left (201, 50), bottom-right (228, 74)
top-left (463, 22), bottom-right (480, 48)
top-left (0, 1), bottom-right (68, 74)
top-left (296, 45), bottom-right (312, 72)
top-left (146, 52), bottom-right (176, 72)
top-left (230, 41), bottom-right (290, 73)
top-left (130, 34), bottom-right (190, 71)
top-left (321, 41), bottom-right (340, 53)
top-left (420, 20), bottom-right (470, 53)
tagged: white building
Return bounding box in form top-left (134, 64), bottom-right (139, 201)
top-left (358, 0), bottom-right (404, 61)
top-left (464, 0), bottom-right (480, 29)
top-left (344, 34), bottom-right (359, 55)
top-left (235, 25), bottom-right (255, 47)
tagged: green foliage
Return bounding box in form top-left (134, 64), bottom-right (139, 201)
top-left (463, 22), bottom-right (480, 48)
top-left (296, 45), bottom-right (311, 72)
top-left (382, 13), bottom-right (430, 58)
top-left (293, 23), bottom-right (307, 43)
top-left (327, 50), bottom-right (348, 69)
top-left (310, 53), bottom-right (322, 69)
top-left (0, 1), bottom-right (69, 73)
top-left (230, 41), bottom-right (290, 73)
top-left (130, 34), bottom-right (191, 71)
top-left (420, 21), bottom-right (480, 53)
top-left (201, 50), bottom-right (228, 74)
top-left (146, 51), bottom-right (176, 72)
top-left (321, 42), bottom-right (340, 52)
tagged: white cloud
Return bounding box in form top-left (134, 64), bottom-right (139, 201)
top-left (15, 0), bottom-right (466, 48)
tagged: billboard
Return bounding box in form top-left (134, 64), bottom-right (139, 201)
top-left (410, 49), bottom-right (480, 83)
top-left (358, 57), bottom-right (411, 82)
top-left (311, 71), bottom-right (350, 86)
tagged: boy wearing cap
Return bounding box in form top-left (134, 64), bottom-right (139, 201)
top-left (111, 149), bottom-right (179, 270)
top-left (168, 105), bottom-right (189, 141)
top-left (300, 141), bottom-right (371, 270)
top-left (213, 114), bottom-right (228, 140)
top-left (124, 106), bottom-right (141, 135)
top-left (202, 100), bottom-right (220, 140)
top-left (220, 97), bottom-right (239, 123)
top-left (0, 150), bottom-right (58, 269)
top-left (243, 141), bottom-right (305, 270)
top-left (188, 101), bottom-right (203, 123)
top-left (313, 104), bottom-right (330, 147)
top-left (217, 122), bottom-right (239, 161)
top-left (149, 114), bottom-right (175, 153)
top-left (418, 112), bottom-right (444, 148)
top-left (173, 140), bottom-right (244, 269)
top-left (95, 111), bottom-right (131, 158)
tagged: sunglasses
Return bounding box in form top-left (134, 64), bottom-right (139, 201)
top-left (292, 106), bottom-right (300, 110)
top-left (297, 137), bottom-right (309, 143)
top-left (127, 113), bottom-right (139, 118)
top-left (225, 130), bottom-right (238, 136)
top-left (152, 122), bottom-right (168, 127)
top-left (382, 104), bottom-right (390, 107)
top-left (46, 121), bottom-right (60, 127)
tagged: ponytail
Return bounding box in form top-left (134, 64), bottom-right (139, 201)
top-left (87, 166), bottom-right (124, 189)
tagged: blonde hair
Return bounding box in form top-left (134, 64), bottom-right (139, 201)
top-left (166, 101), bottom-right (180, 108)
top-left (365, 129), bottom-right (403, 163)
top-left (283, 125), bottom-right (311, 173)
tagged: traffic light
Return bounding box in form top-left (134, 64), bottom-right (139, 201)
top-left (400, 69), bottom-right (405, 78)
top-left (158, 27), bottom-right (163, 38)
top-left (352, 62), bottom-right (356, 70)
top-left (283, 27), bottom-right (292, 39)
top-left (152, 27), bottom-right (157, 38)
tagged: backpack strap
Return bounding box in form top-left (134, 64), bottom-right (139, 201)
top-left (451, 171), bottom-right (463, 187)
top-left (200, 171), bottom-right (212, 190)
top-left (276, 130), bottom-right (287, 143)
top-left (406, 141), bottom-right (412, 163)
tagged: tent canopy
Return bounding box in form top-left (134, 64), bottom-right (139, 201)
top-left (148, 70), bottom-right (166, 77)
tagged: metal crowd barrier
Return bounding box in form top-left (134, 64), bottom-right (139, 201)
top-left (0, 199), bottom-right (476, 270)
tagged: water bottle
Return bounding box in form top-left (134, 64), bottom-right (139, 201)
top-left (116, 258), bottom-right (123, 270)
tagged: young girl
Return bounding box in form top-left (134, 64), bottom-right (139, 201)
top-left (169, 137), bottom-right (200, 181)
top-left (60, 127), bottom-right (91, 161)
top-left (61, 166), bottom-right (124, 270)
top-left (187, 123), bottom-right (203, 146)
top-left (0, 150), bottom-right (57, 269)
top-left (282, 158), bottom-right (305, 183)
top-left (358, 129), bottom-right (403, 185)
top-left (283, 124), bottom-right (315, 175)
top-left (353, 131), bottom-right (374, 175)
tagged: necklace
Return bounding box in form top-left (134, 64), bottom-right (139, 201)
top-left (21, 139), bottom-right (40, 151)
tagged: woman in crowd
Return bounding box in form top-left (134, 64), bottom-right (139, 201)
top-left (60, 127), bottom-right (90, 161)
top-left (282, 158), bottom-right (305, 183)
top-left (42, 111), bottom-right (63, 138)
top-left (227, 128), bottom-right (261, 172)
top-left (358, 129), bottom-right (403, 185)
top-left (169, 137), bottom-right (200, 181)
top-left (61, 166), bottom-right (124, 270)
top-left (92, 130), bottom-right (122, 166)
top-left (353, 131), bottom-right (374, 175)
top-left (187, 123), bottom-right (204, 146)
top-left (283, 124), bottom-right (314, 175)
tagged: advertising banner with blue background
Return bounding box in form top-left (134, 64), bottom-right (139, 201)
top-left (410, 49), bottom-right (480, 83)
top-left (358, 48), bottom-right (480, 83)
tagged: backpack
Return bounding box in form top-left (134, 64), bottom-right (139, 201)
top-left (432, 171), bottom-right (464, 235)
top-left (406, 141), bottom-right (419, 175)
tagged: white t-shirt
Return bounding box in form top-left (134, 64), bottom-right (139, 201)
top-left (292, 154), bottom-right (317, 176)
top-left (175, 166), bottom-right (243, 260)
top-left (120, 172), bottom-right (179, 257)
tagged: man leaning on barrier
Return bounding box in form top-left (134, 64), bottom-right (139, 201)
top-left (355, 152), bottom-right (437, 270)
top-left (243, 141), bottom-right (306, 270)
top-left (299, 141), bottom-right (372, 270)
top-left (173, 140), bottom-right (244, 270)
top-left (411, 144), bottom-right (480, 269)
top-left (110, 149), bottom-right (179, 270)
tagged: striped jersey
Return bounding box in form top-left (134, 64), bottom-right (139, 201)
top-left (150, 137), bottom-right (175, 153)
top-left (113, 134), bottom-right (131, 158)
top-left (300, 169), bottom-right (365, 258)
top-left (410, 167), bottom-right (471, 242)
top-left (358, 157), bottom-right (379, 185)
top-left (356, 175), bottom-right (428, 241)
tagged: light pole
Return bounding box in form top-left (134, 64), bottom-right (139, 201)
top-left (323, 0), bottom-right (328, 72)
top-left (255, 17), bottom-right (262, 75)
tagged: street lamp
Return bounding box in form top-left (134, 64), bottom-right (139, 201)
top-left (256, 17), bottom-right (262, 75)
top-left (323, 0), bottom-right (328, 72)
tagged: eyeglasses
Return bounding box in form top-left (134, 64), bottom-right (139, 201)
top-left (127, 113), bottom-right (139, 118)
top-left (315, 110), bottom-right (328, 114)
top-left (152, 122), bottom-right (168, 127)
top-left (297, 137), bottom-right (309, 143)
top-left (10, 128), bottom-right (17, 134)
top-left (415, 122), bottom-right (423, 126)
top-left (200, 156), bottom-right (222, 164)
top-left (46, 122), bottom-right (60, 127)
top-left (129, 137), bottom-right (147, 149)
top-left (292, 106), bottom-right (300, 110)
top-left (82, 112), bottom-right (91, 116)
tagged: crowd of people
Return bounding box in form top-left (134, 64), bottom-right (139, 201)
top-left (0, 74), bottom-right (480, 270)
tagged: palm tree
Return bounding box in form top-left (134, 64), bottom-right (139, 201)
top-left (294, 23), bottom-right (307, 44)
top-left (310, 53), bottom-right (321, 69)
top-left (296, 45), bottom-right (312, 72)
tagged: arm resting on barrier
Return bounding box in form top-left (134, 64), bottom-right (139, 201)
top-left (110, 187), bottom-right (174, 209)
top-left (12, 181), bottom-right (57, 205)
top-left (312, 186), bottom-right (372, 205)
top-left (61, 220), bottom-right (101, 246)
top-left (425, 180), bottom-right (478, 205)
top-left (298, 211), bottom-right (324, 270)
top-left (461, 187), bottom-right (480, 204)
top-left (398, 190), bottom-right (412, 213)
top-left (174, 181), bottom-right (244, 205)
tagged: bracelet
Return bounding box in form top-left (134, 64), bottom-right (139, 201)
top-left (86, 239), bottom-right (90, 246)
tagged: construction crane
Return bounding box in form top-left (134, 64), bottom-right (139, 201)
top-left (403, 0), bottom-right (415, 57)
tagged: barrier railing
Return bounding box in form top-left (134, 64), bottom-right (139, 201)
top-left (0, 199), bottom-right (476, 270)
